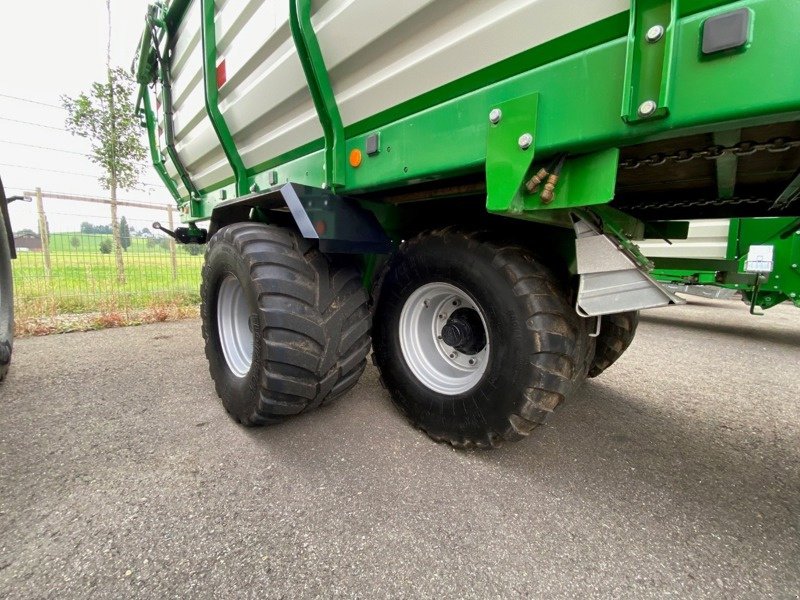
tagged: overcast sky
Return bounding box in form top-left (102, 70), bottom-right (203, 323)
top-left (0, 0), bottom-right (174, 233)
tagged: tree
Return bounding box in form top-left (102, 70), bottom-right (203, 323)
top-left (119, 216), bottom-right (131, 251)
top-left (70, 236), bottom-right (81, 249)
top-left (98, 239), bottom-right (113, 254)
top-left (62, 0), bottom-right (146, 283)
top-left (183, 243), bottom-right (203, 256)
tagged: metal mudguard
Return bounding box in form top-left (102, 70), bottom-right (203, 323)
top-left (210, 182), bottom-right (392, 254)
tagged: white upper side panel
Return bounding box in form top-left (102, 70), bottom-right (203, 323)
top-left (639, 220), bottom-right (732, 260)
top-left (167, 0), bottom-right (629, 191)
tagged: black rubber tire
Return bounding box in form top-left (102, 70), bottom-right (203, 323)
top-left (372, 228), bottom-right (589, 448)
top-left (201, 222), bottom-right (371, 424)
top-left (0, 195), bottom-right (13, 383)
top-left (587, 311), bottom-right (639, 378)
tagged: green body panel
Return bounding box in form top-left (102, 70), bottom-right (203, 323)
top-left (136, 0), bottom-right (800, 239)
top-left (652, 218), bottom-right (800, 309)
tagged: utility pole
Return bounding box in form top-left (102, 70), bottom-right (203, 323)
top-left (35, 187), bottom-right (52, 279)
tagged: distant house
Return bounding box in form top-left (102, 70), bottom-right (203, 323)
top-left (14, 232), bottom-right (42, 252)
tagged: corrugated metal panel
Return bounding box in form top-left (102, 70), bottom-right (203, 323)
top-left (639, 220), bottom-right (731, 259)
top-left (166, 0), bottom-right (629, 193)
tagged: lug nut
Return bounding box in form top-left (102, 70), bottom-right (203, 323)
top-left (468, 358), bottom-right (476, 365)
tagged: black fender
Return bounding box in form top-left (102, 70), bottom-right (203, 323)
top-left (209, 183), bottom-right (392, 254)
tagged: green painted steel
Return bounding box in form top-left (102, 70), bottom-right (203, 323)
top-left (621, 0), bottom-right (676, 123)
top-left (137, 0), bottom-right (800, 228)
top-left (289, 0), bottom-right (346, 190)
top-left (140, 88), bottom-right (180, 201)
top-left (199, 0), bottom-right (249, 198)
top-left (652, 218), bottom-right (800, 309)
top-left (485, 94), bottom-right (539, 215)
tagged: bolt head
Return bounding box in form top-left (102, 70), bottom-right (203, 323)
top-left (468, 358), bottom-right (476, 365)
top-left (518, 133), bottom-right (533, 150)
top-left (645, 24), bottom-right (665, 43)
top-left (489, 108), bottom-right (502, 124)
top-left (449, 353), bottom-right (457, 359)
top-left (638, 100), bottom-right (658, 118)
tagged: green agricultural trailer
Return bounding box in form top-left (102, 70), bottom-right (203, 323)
top-left (641, 217), bottom-right (800, 312)
top-left (133, 0), bottom-right (800, 447)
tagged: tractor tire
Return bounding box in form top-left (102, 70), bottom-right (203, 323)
top-left (0, 197), bottom-right (13, 383)
top-left (372, 228), bottom-right (590, 448)
top-left (201, 222), bottom-right (371, 425)
top-left (587, 311), bottom-right (639, 378)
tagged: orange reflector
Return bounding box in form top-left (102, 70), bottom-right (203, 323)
top-left (314, 220), bottom-right (327, 235)
top-left (349, 148), bottom-right (362, 168)
top-left (216, 60), bottom-right (227, 89)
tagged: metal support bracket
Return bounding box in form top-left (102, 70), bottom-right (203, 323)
top-left (621, 0), bottom-right (677, 124)
top-left (140, 86), bottom-right (180, 201)
top-left (289, 0), bottom-right (345, 190)
top-left (148, 14), bottom-right (200, 201)
top-left (573, 216), bottom-right (684, 317)
top-left (200, 0), bottom-right (249, 198)
top-left (485, 94), bottom-right (539, 215)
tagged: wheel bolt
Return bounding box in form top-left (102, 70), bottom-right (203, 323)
top-left (439, 314), bottom-right (445, 319)
top-left (450, 352), bottom-right (457, 359)
top-left (423, 300), bottom-right (429, 308)
top-left (468, 358), bottom-right (476, 365)
top-left (452, 299), bottom-right (460, 306)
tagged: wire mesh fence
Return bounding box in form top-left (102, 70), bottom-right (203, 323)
top-left (9, 189), bottom-right (203, 335)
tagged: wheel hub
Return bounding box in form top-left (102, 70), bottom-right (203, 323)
top-left (398, 282), bottom-right (490, 395)
top-left (441, 308), bottom-right (486, 354)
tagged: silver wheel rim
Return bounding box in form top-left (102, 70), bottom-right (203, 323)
top-left (217, 275), bottom-right (253, 378)
top-left (399, 282), bottom-right (490, 395)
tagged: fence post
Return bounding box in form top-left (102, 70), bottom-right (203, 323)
top-left (35, 187), bottom-right (52, 279)
top-left (167, 205), bottom-right (178, 281)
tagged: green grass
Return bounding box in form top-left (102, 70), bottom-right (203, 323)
top-left (12, 233), bottom-right (203, 317)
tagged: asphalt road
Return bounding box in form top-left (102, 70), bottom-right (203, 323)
top-left (1, 298), bottom-right (799, 599)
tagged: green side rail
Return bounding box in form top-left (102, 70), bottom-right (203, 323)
top-left (200, 0), bottom-right (249, 198)
top-left (289, 0), bottom-right (346, 190)
top-left (141, 87), bottom-right (180, 200)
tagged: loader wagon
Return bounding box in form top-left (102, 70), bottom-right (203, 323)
top-left (133, 0), bottom-right (800, 447)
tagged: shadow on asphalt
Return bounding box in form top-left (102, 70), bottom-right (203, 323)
top-left (640, 313), bottom-right (800, 348)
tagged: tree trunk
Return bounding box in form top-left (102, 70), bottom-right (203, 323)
top-left (110, 181), bottom-right (125, 284)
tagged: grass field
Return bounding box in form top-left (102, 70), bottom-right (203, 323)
top-left (12, 233), bottom-right (203, 332)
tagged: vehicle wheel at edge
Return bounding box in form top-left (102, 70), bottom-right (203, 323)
top-left (373, 228), bottom-right (590, 448)
top-left (0, 190), bottom-right (12, 383)
top-left (588, 311), bottom-right (639, 378)
top-left (201, 222), bottom-right (371, 424)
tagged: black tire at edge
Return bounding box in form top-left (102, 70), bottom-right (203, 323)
top-left (0, 193), bottom-right (13, 383)
top-left (201, 222), bottom-right (371, 424)
top-left (587, 310), bottom-right (639, 378)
